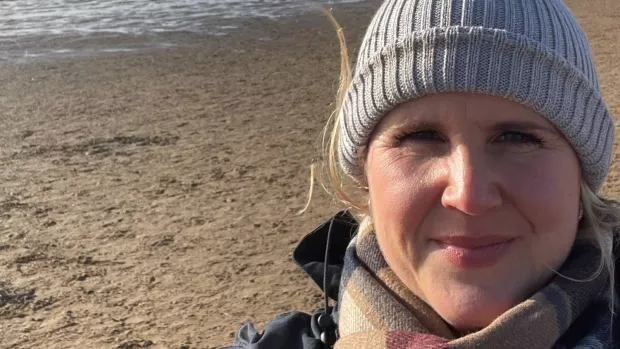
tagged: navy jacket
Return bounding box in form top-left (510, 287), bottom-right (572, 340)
top-left (223, 211), bottom-right (357, 349)
top-left (223, 211), bottom-right (620, 349)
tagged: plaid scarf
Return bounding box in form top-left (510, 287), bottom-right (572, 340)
top-left (336, 227), bottom-right (616, 349)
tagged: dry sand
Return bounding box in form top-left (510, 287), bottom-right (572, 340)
top-left (0, 1), bottom-right (619, 348)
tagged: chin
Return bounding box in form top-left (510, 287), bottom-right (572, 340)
top-left (440, 310), bottom-right (499, 333)
top-left (429, 284), bottom-right (520, 332)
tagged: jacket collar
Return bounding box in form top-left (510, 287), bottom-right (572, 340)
top-left (293, 210), bottom-right (358, 301)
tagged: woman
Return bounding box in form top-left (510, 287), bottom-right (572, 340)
top-left (225, 0), bottom-right (619, 348)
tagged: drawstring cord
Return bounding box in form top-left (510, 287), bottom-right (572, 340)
top-left (323, 216), bottom-right (335, 311)
top-left (311, 215), bottom-right (338, 347)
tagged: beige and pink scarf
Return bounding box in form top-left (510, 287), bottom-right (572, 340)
top-left (336, 228), bottom-right (617, 349)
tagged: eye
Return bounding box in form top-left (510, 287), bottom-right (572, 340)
top-left (494, 131), bottom-right (543, 145)
top-left (397, 130), bottom-right (444, 142)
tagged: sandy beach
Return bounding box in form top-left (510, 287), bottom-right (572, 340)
top-left (0, 1), bottom-right (619, 348)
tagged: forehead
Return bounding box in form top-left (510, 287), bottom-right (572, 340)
top-left (378, 92), bottom-right (551, 129)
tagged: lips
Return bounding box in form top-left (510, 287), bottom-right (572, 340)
top-left (432, 236), bottom-right (515, 268)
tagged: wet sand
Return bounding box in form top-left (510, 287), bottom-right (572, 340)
top-left (0, 1), bottom-right (619, 348)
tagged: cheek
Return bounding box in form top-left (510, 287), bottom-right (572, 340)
top-left (366, 149), bottom-right (443, 267)
top-left (499, 152), bottom-right (581, 270)
top-left (501, 153), bottom-right (580, 226)
top-left (367, 148), bottom-right (437, 220)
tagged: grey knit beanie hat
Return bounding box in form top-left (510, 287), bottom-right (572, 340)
top-left (338, 0), bottom-right (614, 192)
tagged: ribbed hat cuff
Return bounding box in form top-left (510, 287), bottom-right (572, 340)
top-left (339, 26), bottom-right (613, 192)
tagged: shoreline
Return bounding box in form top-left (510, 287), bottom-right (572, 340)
top-left (0, 1), bottom-right (373, 64)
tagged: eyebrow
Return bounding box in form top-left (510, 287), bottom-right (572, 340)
top-left (490, 121), bottom-right (556, 133)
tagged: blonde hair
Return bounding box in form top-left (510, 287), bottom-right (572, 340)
top-left (304, 9), bottom-right (618, 312)
top-left (580, 183), bottom-right (619, 312)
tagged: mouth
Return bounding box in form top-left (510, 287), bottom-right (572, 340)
top-left (431, 236), bottom-right (516, 268)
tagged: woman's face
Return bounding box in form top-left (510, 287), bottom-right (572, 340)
top-left (366, 93), bottom-right (581, 332)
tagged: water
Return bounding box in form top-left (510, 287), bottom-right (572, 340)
top-left (0, 0), bottom-right (359, 61)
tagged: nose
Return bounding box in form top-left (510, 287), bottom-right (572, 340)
top-left (441, 145), bottom-right (502, 215)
